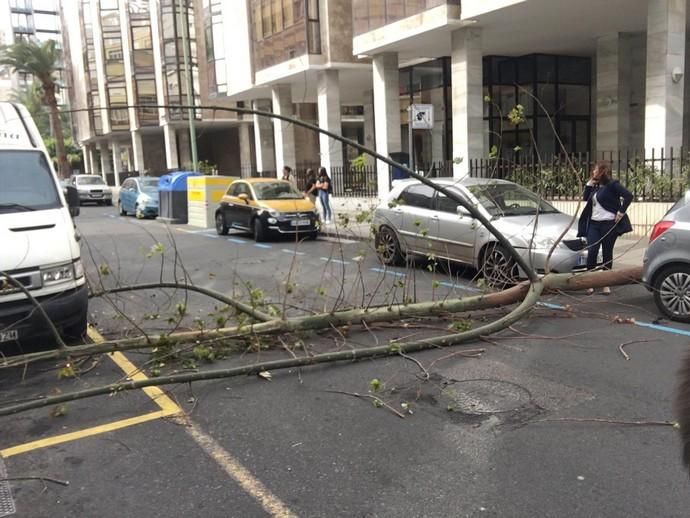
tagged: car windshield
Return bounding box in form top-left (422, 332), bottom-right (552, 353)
top-left (139, 178), bottom-right (159, 194)
top-left (468, 183), bottom-right (559, 217)
top-left (77, 176), bottom-right (106, 185)
top-left (252, 181), bottom-right (303, 200)
top-left (0, 150), bottom-right (61, 213)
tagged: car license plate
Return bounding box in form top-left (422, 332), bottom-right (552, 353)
top-left (291, 219), bottom-right (310, 226)
top-left (577, 255), bottom-right (587, 266)
top-left (0, 329), bottom-right (18, 343)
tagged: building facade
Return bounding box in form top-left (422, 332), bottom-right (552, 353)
top-left (65, 0), bottom-right (690, 198)
top-left (63, 0), bottom-right (247, 184)
top-left (0, 0), bottom-right (67, 105)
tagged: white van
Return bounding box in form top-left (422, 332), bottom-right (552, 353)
top-left (0, 102), bottom-right (87, 345)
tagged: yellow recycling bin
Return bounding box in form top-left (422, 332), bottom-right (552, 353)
top-left (187, 175), bottom-right (237, 228)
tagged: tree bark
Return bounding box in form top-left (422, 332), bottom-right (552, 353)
top-left (43, 83), bottom-right (70, 179)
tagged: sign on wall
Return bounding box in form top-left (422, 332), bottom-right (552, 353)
top-left (410, 104), bottom-right (434, 129)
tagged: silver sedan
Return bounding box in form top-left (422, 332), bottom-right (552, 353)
top-left (372, 178), bottom-right (587, 285)
top-left (642, 191), bottom-right (690, 322)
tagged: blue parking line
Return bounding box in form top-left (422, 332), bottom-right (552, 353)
top-left (535, 301), bottom-right (690, 338)
top-left (320, 257), bottom-right (350, 265)
top-left (282, 249), bottom-right (306, 255)
top-left (370, 267), bottom-right (406, 277)
top-left (228, 238), bottom-right (247, 244)
top-left (438, 280), bottom-right (482, 293)
top-left (255, 243), bottom-right (272, 249)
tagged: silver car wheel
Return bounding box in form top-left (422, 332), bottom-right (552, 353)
top-left (482, 244), bottom-right (516, 288)
top-left (659, 272), bottom-right (690, 317)
top-left (375, 226), bottom-right (403, 266)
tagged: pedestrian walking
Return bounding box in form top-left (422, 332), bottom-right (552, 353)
top-left (577, 160), bottom-right (633, 295)
top-left (316, 167), bottom-right (333, 224)
top-left (304, 168), bottom-right (317, 204)
top-left (281, 165), bottom-right (297, 189)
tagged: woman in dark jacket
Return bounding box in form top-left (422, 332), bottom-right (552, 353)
top-left (577, 160), bottom-right (633, 294)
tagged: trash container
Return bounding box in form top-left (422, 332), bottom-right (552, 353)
top-left (389, 152), bottom-right (410, 182)
top-left (158, 171), bottom-right (200, 224)
top-left (187, 175), bottom-right (237, 228)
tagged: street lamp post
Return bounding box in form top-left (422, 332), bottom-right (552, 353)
top-left (181, 0), bottom-right (198, 172)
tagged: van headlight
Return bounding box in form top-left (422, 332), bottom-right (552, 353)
top-left (74, 259), bottom-right (84, 279)
top-left (42, 262), bottom-right (76, 285)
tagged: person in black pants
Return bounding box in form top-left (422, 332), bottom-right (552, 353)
top-left (577, 160), bottom-right (633, 295)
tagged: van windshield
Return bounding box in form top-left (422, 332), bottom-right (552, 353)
top-left (0, 150), bottom-right (61, 213)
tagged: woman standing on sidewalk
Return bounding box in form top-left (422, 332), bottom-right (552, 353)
top-left (577, 160), bottom-right (633, 294)
top-left (316, 167), bottom-right (334, 224)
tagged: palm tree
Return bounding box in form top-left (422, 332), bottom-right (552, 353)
top-left (0, 40), bottom-right (70, 178)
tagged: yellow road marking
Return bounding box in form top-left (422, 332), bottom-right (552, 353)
top-left (0, 409), bottom-right (177, 458)
top-left (90, 328), bottom-right (297, 517)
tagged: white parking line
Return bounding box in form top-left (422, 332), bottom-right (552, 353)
top-left (282, 249), bottom-right (306, 256)
top-left (319, 235), bottom-right (357, 244)
top-left (228, 238), bottom-right (248, 244)
top-left (255, 243), bottom-right (272, 249)
top-left (370, 267), bottom-right (406, 277)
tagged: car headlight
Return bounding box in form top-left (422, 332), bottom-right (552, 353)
top-left (523, 234), bottom-right (555, 249)
top-left (42, 262), bottom-right (75, 285)
top-left (138, 194), bottom-right (153, 206)
top-left (265, 209), bottom-right (280, 218)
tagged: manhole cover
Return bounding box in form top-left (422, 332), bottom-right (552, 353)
top-left (443, 379), bottom-right (531, 415)
top-left (0, 457), bottom-right (16, 517)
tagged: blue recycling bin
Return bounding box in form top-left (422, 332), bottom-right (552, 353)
top-left (158, 171), bottom-right (200, 224)
top-left (389, 152), bottom-right (410, 181)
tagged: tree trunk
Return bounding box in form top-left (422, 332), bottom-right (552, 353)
top-left (43, 82), bottom-right (70, 179)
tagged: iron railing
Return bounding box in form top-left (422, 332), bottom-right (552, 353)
top-left (469, 149), bottom-right (690, 202)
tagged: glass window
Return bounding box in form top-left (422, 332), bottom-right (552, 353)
top-left (132, 26), bottom-right (152, 49)
top-left (468, 183), bottom-right (558, 217)
top-left (558, 84), bottom-right (589, 116)
top-left (0, 151), bottom-right (60, 212)
top-left (252, 181), bottom-right (303, 200)
top-left (400, 184), bottom-right (434, 209)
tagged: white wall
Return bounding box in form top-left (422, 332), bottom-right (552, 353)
top-left (62, 0), bottom-right (90, 144)
top-left (222, 0), bottom-right (254, 96)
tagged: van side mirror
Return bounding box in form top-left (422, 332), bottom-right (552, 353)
top-left (64, 185), bottom-right (80, 217)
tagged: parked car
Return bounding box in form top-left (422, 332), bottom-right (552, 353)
top-left (70, 174), bottom-right (112, 205)
top-left (642, 191), bottom-right (690, 323)
top-left (118, 176), bottom-right (159, 218)
top-left (372, 178), bottom-right (587, 285)
top-left (215, 178), bottom-right (319, 241)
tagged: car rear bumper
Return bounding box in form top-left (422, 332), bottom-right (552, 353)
top-left (0, 284), bottom-right (88, 345)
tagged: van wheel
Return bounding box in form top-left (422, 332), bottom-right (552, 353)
top-left (215, 212), bottom-right (229, 235)
top-left (119, 200), bottom-right (126, 216)
top-left (253, 218), bottom-right (267, 242)
top-left (62, 315), bottom-right (88, 345)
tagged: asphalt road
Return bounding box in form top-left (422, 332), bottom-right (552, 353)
top-left (2, 205), bottom-right (690, 518)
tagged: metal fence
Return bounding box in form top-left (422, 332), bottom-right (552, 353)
top-left (469, 148), bottom-right (690, 202)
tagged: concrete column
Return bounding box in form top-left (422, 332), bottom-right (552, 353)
top-left (252, 99), bottom-right (275, 174)
top-left (317, 70), bottom-right (343, 170)
top-left (596, 34), bottom-right (632, 152)
top-left (363, 90), bottom-right (375, 166)
top-left (451, 28), bottom-right (483, 178)
top-left (88, 146), bottom-right (98, 178)
top-left (239, 122), bottom-right (253, 176)
top-left (373, 52), bottom-right (401, 197)
top-left (271, 84), bottom-right (296, 174)
top-left (112, 141), bottom-right (122, 187)
top-left (645, 0), bottom-right (686, 153)
top-left (98, 143), bottom-right (112, 182)
top-left (131, 130), bottom-right (145, 174)
top-left (630, 33), bottom-right (647, 150)
top-left (83, 145), bottom-right (92, 174)
top-left (163, 124), bottom-right (179, 170)
top-left (430, 86), bottom-right (446, 164)
top-left (178, 131), bottom-right (191, 169)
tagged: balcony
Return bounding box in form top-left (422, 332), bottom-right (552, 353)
top-left (352, 0), bottom-right (460, 36)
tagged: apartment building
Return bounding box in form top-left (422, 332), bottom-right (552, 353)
top-left (0, 0), bottom-right (67, 104)
top-left (63, 0), bottom-right (246, 183)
